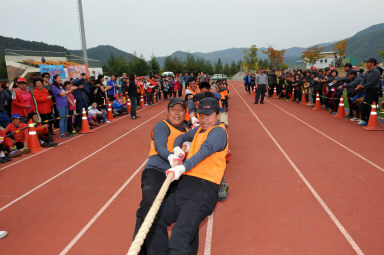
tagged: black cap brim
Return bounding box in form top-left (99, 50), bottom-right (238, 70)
top-left (197, 108), bottom-right (215, 115)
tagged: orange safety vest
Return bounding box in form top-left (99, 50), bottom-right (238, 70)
top-left (185, 107), bottom-right (191, 122)
top-left (184, 123), bottom-right (228, 184)
top-left (190, 87), bottom-right (200, 95)
top-left (148, 120), bottom-right (187, 157)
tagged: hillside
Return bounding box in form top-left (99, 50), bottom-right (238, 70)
top-left (1, 23), bottom-right (383, 68)
top-left (70, 45), bottom-right (135, 65)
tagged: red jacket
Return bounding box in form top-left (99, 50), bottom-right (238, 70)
top-left (3, 122), bottom-right (29, 143)
top-left (11, 88), bottom-right (36, 117)
top-left (33, 88), bottom-right (53, 114)
top-left (0, 130), bottom-right (13, 148)
top-left (35, 123), bottom-right (49, 136)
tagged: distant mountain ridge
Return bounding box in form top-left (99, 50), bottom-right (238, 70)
top-left (1, 23), bottom-right (383, 67)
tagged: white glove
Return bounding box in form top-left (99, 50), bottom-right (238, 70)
top-left (166, 165), bottom-right (186, 181)
top-left (182, 141), bottom-right (192, 153)
top-left (173, 146), bottom-right (185, 159)
top-left (191, 116), bottom-right (199, 126)
top-left (168, 154), bottom-right (182, 167)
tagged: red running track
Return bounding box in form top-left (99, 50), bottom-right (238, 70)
top-left (0, 81), bottom-right (383, 254)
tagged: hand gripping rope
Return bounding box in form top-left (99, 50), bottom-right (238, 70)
top-left (127, 145), bottom-right (187, 255)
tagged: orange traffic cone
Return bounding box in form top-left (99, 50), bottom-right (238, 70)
top-left (140, 95), bottom-right (145, 108)
top-left (334, 95), bottom-right (345, 118)
top-left (364, 102), bottom-right (384, 131)
top-left (301, 91), bottom-right (307, 105)
top-left (160, 92), bottom-right (164, 101)
top-left (107, 100), bottom-right (114, 122)
top-left (27, 120), bottom-right (42, 153)
top-left (252, 86), bottom-right (256, 97)
top-left (80, 108), bottom-right (92, 134)
top-left (291, 88), bottom-right (295, 101)
top-left (313, 92), bottom-right (321, 110)
top-left (126, 98), bottom-right (131, 113)
top-left (153, 93), bottom-right (157, 104)
top-left (272, 87), bottom-right (278, 99)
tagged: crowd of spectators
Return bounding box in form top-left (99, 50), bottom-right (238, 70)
top-left (244, 58), bottom-right (384, 125)
top-left (0, 71), bottom-right (215, 164)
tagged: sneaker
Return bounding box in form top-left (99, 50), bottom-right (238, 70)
top-left (72, 130), bottom-right (77, 135)
top-left (218, 183), bottom-right (229, 201)
top-left (345, 115), bottom-right (353, 119)
top-left (358, 121), bottom-right (368, 126)
top-left (4, 156), bottom-right (12, 162)
top-left (20, 147), bottom-right (30, 154)
top-left (9, 150), bottom-right (22, 158)
top-left (331, 112), bottom-right (337, 115)
top-left (131, 116), bottom-right (137, 119)
top-left (0, 157), bottom-right (7, 164)
top-left (0, 230), bottom-right (7, 239)
top-left (105, 120), bottom-right (111, 123)
top-left (350, 117), bottom-right (360, 122)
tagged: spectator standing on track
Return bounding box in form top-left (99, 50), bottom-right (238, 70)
top-left (42, 72), bottom-right (58, 130)
top-left (268, 70), bottom-right (278, 97)
top-left (72, 73), bottom-right (90, 131)
top-left (33, 79), bottom-right (53, 133)
top-left (52, 75), bottom-right (74, 138)
top-left (147, 97), bottom-right (228, 255)
top-left (0, 81), bottom-right (12, 128)
top-left (254, 67), bottom-right (269, 104)
top-left (337, 63), bottom-right (354, 119)
top-left (338, 70), bottom-right (362, 121)
top-left (128, 73), bottom-right (139, 119)
top-left (243, 71), bottom-right (251, 94)
top-left (11, 77), bottom-right (36, 123)
top-left (133, 97), bottom-right (188, 254)
top-left (65, 81), bottom-right (77, 135)
top-left (356, 58), bottom-right (381, 126)
top-left (106, 74), bottom-right (119, 102)
top-left (94, 75), bottom-right (107, 107)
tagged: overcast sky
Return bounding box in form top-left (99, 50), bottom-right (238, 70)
top-left (1, 0), bottom-right (383, 59)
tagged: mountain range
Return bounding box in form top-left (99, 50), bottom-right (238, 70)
top-left (1, 23), bottom-right (383, 67)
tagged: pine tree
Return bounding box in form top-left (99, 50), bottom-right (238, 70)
top-left (215, 58), bottom-right (223, 74)
top-left (149, 55), bottom-right (160, 75)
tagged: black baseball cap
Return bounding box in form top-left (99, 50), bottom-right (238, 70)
top-left (364, 58), bottom-right (378, 64)
top-left (168, 98), bottom-right (186, 109)
top-left (197, 97), bottom-right (220, 115)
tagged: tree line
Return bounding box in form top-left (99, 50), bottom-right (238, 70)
top-left (102, 53), bottom-right (242, 77)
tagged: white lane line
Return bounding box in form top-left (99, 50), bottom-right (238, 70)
top-left (204, 214), bottom-right (214, 255)
top-left (0, 110), bottom-right (165, 212)
top-left (59, 160), bottom-right (147, 255)
top-left (266, 99), bottom-right (384, 173)
top-left (233, 84), bottom-right (364, 255)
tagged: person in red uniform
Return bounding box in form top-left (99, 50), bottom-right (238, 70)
top-left (147, 97), bottom-right (228, 255)
top-left (3, 113), bottom-right (30, 154)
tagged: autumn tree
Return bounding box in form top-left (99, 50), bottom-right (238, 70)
top-left (261, 46), bottom-right (286, 69)
top-left (241, 45), bottom-right (259, 71)
top-left (333, 39), bottom-right (348, 68)
top-left (301, 45), bottom-right (323, 68)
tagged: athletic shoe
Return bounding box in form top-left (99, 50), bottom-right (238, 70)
top-left (350, 117), bottom-right (360, 122)
top-left (358, 121), bottom-right (368, 126)
top-left (105, 120), bottom-right (111, 123)
top-left (4, 156), bottom-right (11, 162)
top-left (9, 150), bottom-right (22, 158)
top-left (345, 115), bottom-right (354, 119)
top-left (131, 116), bottom-right (137, 119)
top-left (331, 112), bottom-right (337, 115)
top-left (0, 230), bottom-right (7, 239)
top-left (218, 183), bottom-right (229, 201)
top-left (0, 157), bottom-right (7, 164)
top-left (20, 147), bottom-right (30, 154)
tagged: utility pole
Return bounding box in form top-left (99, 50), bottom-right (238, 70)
top-left (77, 0), bottom-right (88, 66)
